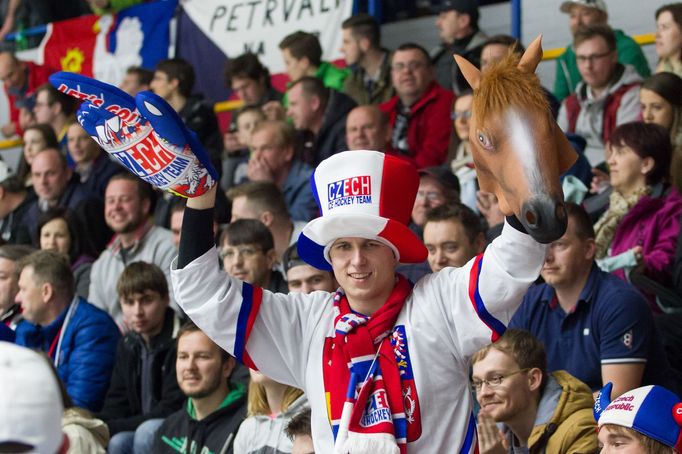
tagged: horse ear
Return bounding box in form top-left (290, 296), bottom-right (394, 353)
top-left (454, 54), bottom-right (481, 90)
top-left (593, 383), bottom-right (613, 422)
top-left (518, 35), bottom-right (543, 74)
top-left (555, 127), bottom-right (578, 174)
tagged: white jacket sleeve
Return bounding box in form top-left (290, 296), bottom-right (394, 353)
top-left (413, 221), bottom-right (547, 360)
top-left (170, 247), bottom-right (331, 388)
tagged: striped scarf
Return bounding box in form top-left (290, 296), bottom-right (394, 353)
top-left (325, 275), bottom-right (414, 454)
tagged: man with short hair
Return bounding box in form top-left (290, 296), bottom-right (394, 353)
top-left (287, 76), bottom-right (356, 166)
top-left (246, 120), bottom-right (317, 222)
top-left (151, 58), bottom-right (222, 170)
top-left (340, 13), bottom-right (394, 105)
top-left (0, 244), bottom-right (34, 328)
top-left (89, 173), bottom-right (177, 328)
top-left (153, 321), bottom-right (248, 453)
top-left (430, 0), bottom-right (488, 95)
top-left (67, 122), bottom-right (122, 198)
top-left (345, 105), bottom-right (390, 152)
top-left (14, 250), bottom-right (120, 412)
top-left (219, 218), bottom-right (288, 293)
top-left (411, 167), bottom-right (460, 232)
top-left (510, 204), bottom-right (671, 398)
top-left (119, 66), bottom-right (153, 96)
top-left (471, 329), bottom-right (598, 453)
top-left (285, 407), bottom-right (315, 454)
top-left (99, 262), bottom-right (185, 454)
top-left (283, 242), bottom-right (337, 294)
top-left (423, 203), bottom-right (485, 272)
top-left (558, 24), bottom-right (642, 166)
top-left (224, 53), bottom-right (284, 150)
top-left (0, 172), bottom-right (34, 245)
top-left (0, 51), bottom-right (52, 137)
top-left (554, 0), bottom-right (650, 102)
top-left (33, 84), bottom-right (76, 149)
top-left (380, 43), bottom-right (454, 168)
top-left (279, 31), bottom-right (349, 92)
top-left (24, 148), bottom-right (106, 245)
top-left (227, 181), bottom-right (306, 266)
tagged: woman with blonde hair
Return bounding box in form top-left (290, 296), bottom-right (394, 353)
top-left (233, 369), bottom-right (307, 453)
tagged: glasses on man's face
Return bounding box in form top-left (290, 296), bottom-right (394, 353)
top-left (451, 110), bottom-right (472, 121)
top-left (471, 368), bottom-right (530, 392)
top-left (391, 61), bottom-right (426, 73)
top-left (575, 50), bottom-right (613, 65)
top-left (415, 190), bottom-right (444, 203)
top-left (220, 245), bottom-right (262, 261)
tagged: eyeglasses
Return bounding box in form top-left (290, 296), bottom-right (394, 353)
top-left (451, 110), bottom-right (472, 121)
top-left (471, 368), bottom-right (530, 392)
top-left (575, 51), bottom-right (613, 64)
top-left (415, 190), bottom-right (445, 203)
top-left (220, 246), bottom-right (262, 261)
top-left (391, 61), bottom-right (427, 73)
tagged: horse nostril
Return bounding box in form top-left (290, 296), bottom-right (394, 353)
top-left (525, 209), bottom-right (538, 227)
top-left (555, 203), bottom-right (567, 222)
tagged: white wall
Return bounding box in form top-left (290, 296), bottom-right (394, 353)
top-left (382, 0), bottom-right (668, 89)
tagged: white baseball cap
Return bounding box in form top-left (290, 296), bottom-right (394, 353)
top-left (560, 0), bottom-right (608, 14)
top-left (0, 342), bottom-right (65, 453)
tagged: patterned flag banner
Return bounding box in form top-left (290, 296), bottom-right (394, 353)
top-left (37, 0), bottom-right (177, 87)
top-left (181, 0), bottom-right (352, 78)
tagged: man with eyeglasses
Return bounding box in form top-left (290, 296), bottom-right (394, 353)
top-left (554, 0), bottom-right (650, 103)
top-left (471, 329), bottom-right (598, 454)
top-left (379, 43), bottom-right (454, 169)
top-left (219, 218), bottom-right (288, 294)
top-left (557, 24), bottom-right (642, 166)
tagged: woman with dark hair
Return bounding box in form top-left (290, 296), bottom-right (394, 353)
top-left (641, 72), bottom-right (682, 148)
top-left (36, 207), bottom-right (98, 299)
top-left (594, 122), bottom-right (682, 307)
top-left (655, 3), bottom-right (682, 78)
top-left (17, 123), bottom-right (59, 187)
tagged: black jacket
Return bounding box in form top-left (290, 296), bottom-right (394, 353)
top-left (153, 383), bottom-right (247, 454)
top-left (301, 89), bottom-right (357, 166)
top-left (97, 309), bottom-right (184, 435)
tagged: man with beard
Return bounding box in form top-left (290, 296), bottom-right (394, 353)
top-left (89, 173), bottom-right (176, 329)
top-left (153, 321), bottom-right (247, 453)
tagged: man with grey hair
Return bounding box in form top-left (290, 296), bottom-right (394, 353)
top-left (14, 250), bottom-right (120, 412)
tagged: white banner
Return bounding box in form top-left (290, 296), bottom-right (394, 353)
top-left (181, 0), bottom-right (353, 74)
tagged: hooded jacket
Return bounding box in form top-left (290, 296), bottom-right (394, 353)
top-left (343, 49), bottom-right (394, 105)
top-left (504, 370), bottom-right (598, 454)
top-left (233, 395), bottom-right (308, 454)
top-left (557, 64), bottom-right (642, 166)
top-left (154, 382), bottom-right (248, 454)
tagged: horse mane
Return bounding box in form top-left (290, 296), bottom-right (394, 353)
top-left (472, 51), bottom-right (551, 126)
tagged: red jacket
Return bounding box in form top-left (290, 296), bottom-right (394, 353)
top-left (5, 61), bottom-right (54, 135)
top-left (380, 81), bottom-right (454, 169)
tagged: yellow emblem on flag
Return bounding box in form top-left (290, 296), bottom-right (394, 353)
top-left (60, 48), bottom-right (85, 73)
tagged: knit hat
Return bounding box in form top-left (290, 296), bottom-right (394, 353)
top-left (0, 342), bottom-right (65, 453)
top-left (560, 0), bottom-right (607, 14)
top-left (594, 383), bottom-right (682, 452)
top-left (297, 150), bottom-right (427, 271)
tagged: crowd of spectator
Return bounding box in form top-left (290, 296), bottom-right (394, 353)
top-left (1, 0), bottom-right (682, 452)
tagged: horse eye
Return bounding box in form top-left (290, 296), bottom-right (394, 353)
top-left (477, 131), bottom-right (493, 150)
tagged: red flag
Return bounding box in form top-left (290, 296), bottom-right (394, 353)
top-left (41, 14), bottom-right (102, 77)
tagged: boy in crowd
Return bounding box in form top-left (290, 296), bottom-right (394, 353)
top-left (99, 261), bottom-right (185, 453)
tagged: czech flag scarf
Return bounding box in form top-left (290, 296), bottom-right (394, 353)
top-left (326, 275), bottom-right (412, 454)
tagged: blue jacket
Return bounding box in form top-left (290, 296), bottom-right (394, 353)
top-left (15, 297), bottom-right (120, 412)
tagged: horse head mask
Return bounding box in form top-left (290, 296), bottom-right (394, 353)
top-left (455, 36), bottom-right (576, 243)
